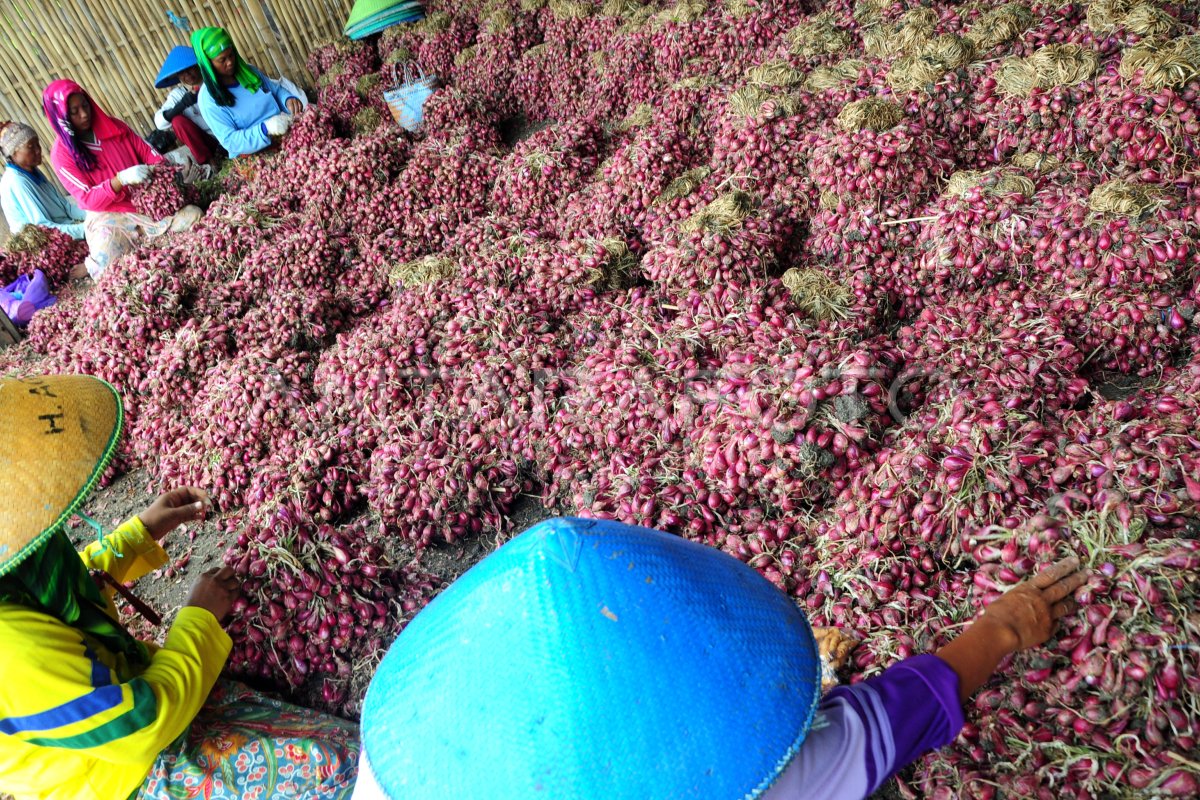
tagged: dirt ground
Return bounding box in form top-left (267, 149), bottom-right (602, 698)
top-left (70, 472), bottom-right (906, 797)
top-left (69, 470), bottom-right (555, 643)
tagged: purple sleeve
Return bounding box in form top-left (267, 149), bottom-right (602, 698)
top-left (761, 655), bottom-right (964, 800)
top-left (836, 654), bottom-right (965, 786)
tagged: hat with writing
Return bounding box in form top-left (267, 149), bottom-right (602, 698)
top-left (0, 375), bottom-right (122, 576)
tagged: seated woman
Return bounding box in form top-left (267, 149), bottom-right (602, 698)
top-left (154, 46), bottom-right (219, 167)
top-left (192, 27), bottom-right (305, 158)
top-left (0, 374), bottom-right (360, 800)
top-left (43, 79), bottom-right (202, 279)
top-left (354, 518), bottom-right (1087, 800)
top-left (0, 122), bottom-right (89, 274)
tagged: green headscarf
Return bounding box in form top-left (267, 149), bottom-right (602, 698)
top-left (0, 529), bottom-right (150, 679)
top-left (191, 26), bottom-right (263, 107)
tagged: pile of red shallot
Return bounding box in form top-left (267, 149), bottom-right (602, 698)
top-left (4, 0), bottom-right (1199, 792)
top-left (1, 225), bottom-right (89, 287)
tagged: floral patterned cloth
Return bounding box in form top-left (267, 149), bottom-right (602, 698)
top-left (83, 205), bottom-right (202, 279)
top-left (135, 680), bottom-right (359, 800)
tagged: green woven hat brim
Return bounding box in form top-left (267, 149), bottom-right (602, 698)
top-left (346, 5), bottom-right (425, 36)
top-left (0, 376), bottom-right (123, 578)
top-left (347, 13), bottom-right (426, 38)
top-left (346, 0), bottom-right (411, 29)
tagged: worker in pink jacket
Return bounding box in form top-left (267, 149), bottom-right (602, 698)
top-left (43, 79), bottom-right (201, 279)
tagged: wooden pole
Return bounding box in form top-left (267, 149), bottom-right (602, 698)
top-left (0, 0), bottom-right (357, 150)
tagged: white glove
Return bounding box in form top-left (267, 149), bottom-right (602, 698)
top-left (264, 114), bottom-right (292, 137)
top-left (116, 164), bottom-right (153, 187)
top-left (163, 147), bottom-right (191, 167)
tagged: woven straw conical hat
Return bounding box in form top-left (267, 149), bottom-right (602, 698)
top-left (0, 375), bottom-right (122, 577)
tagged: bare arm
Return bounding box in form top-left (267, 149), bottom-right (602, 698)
top-left (937, 556), bottom-right (1089, 702)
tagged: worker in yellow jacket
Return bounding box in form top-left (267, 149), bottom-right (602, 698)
top-left (0, 374), bottom-right (359, 799)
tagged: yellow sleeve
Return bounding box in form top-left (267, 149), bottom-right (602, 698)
top-left (0, 605), bottom-right (232, 766)
top-left (79, 516), bottom-right (168, 585)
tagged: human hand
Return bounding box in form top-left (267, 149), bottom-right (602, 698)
top-left (264, 113), bottom-right (292, 137)
top-left (979, 556), bottom-right (1090, 652)
top-left (116, 164), bottom-right (153, 187)
top-left (184, 566), bottom-right (240, 623)
top-left (286, 97), bottom-right (303, 115)
top-left (139, 487), bottom-right (211, 541)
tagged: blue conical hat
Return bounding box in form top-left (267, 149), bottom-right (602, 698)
top-left (155, 45), bottom-right (199, 89)
top-left (359, 517), bottom-right (821, 799)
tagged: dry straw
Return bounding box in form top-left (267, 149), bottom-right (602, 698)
top-left (676, 75), bottom-right (719, 89)
top-left (819, 191), bottom-right (844, 210)
top-left (786, 12), bottom-right (853, 57)
top-left (1087, 0), bottom-right (1173, 35)
top-left (781, 268), bottom-right (852, 321)
top-left (521, 0), bottom-right (549, 9)
top-left (657, 0), bottom-right (708, 25)
top-left (588, 239), bottom-right (640, 290)
top-left (619, 3), bottom-right (657, 30)
top-left (728, 86), bottom-right (800, 118)
top-left (413, 12), bottom-right (452, 35)
top-left (1012, 151), bottom-right (1062, 173)
top-left (658, 167), bottom-right (713, 203)
top-left (1088, 0), bottom-right (1139, 31)
top-left (391, 256), bottom-right (458, 288)
top-left (4, 225), bottom-right (53, 255)
top-left (352, 108), bottom-right (383, 136)
top-left (356, 73), bottom-right (382, 97)
top-left (618, 104), bottom-right (653, 131)
top-left (995, 57), bottom-right (1039, 95)
top-left (944, 169), bottom-right (1035, 198)
top-left (680, 191), bottom-right (755, 234)
top-left (601, 0), bottom-right (643, 15)
top-left (524, 43), bottom-right (550, 60)
top-left (384, 46), bottom-right (416, 64)
top-left (454, 46), bottom-right (478, 67)
top-left (836, 97), bottom-right (904, 132)
top-left (482, 7), bottom-right (516, 35)
top-left (1120, 35), bottom-right (1200, 90)
top-left (888, 33), bottom-right (977, 92)
top-left (805, 59), bottom-right (868, 91)
top-left (864, 7), bottom-right (940, 59)
top-left (549, 0), bottom-right (593, 19)
top-left (965, 3), bottom-right (1033, 52)
top-left (318, 63), bottom-right (346, 89)
top-left (997, 44), bottom-right (1100, 95)
top-left (1088, 180), bottom-right (1163, 217)
top-left (1121, 5), bottom-right (1176, 37)
top-left (725, 0), bottom-right (755, 18)
top-left (745, 60), bottom-right (805, 88)
top-left (380, 25), bottom-right (406, 46)
top-left (853, 0), bottom-right (893, 26)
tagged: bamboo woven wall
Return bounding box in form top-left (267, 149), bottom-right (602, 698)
top-left (0, 0), bottom-right (354, 153)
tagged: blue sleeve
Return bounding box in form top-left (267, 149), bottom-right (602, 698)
top-left (198, 88), bottom-right (271, 158)
top-left (1, 173), bottom-right (86, 240)
top-left (259, 71), bottom-right (300, 110)
top-left (67, 196), bottom-right (86, 225)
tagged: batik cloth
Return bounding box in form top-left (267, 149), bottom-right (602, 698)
top-left (137, 680), bottom-right (360, 800)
